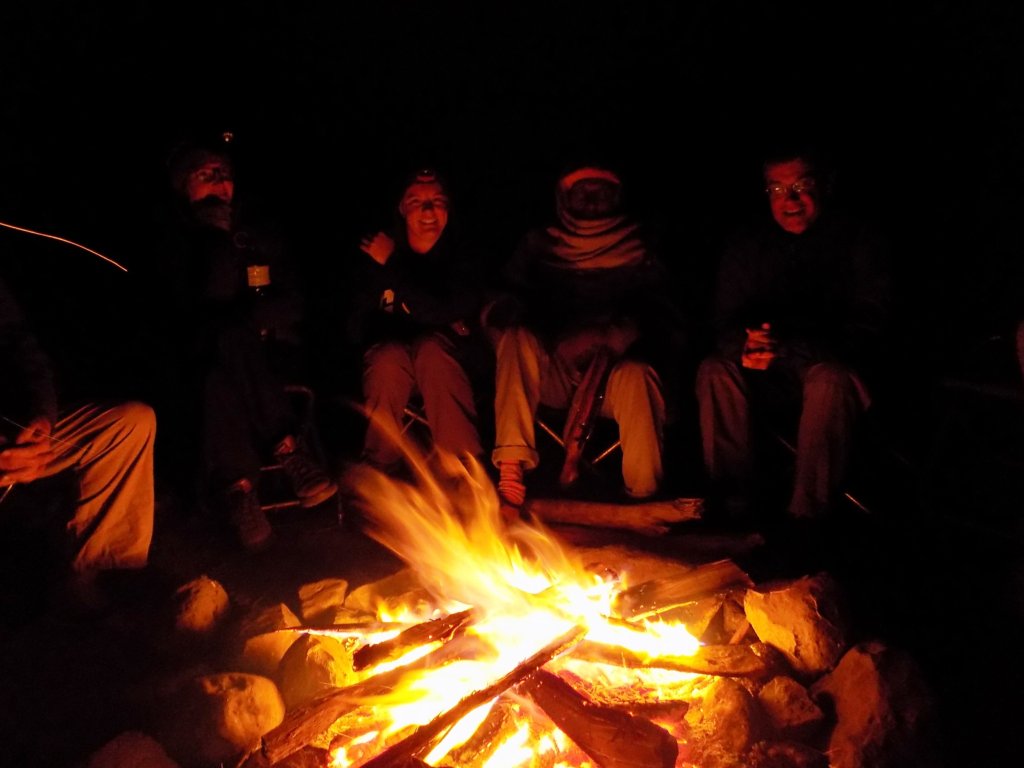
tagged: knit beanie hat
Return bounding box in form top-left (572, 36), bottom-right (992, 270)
top-left (167, 143), bottom-right (233, 195)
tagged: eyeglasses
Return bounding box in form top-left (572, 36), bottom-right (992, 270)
top-left (190, 166), bottom-right (233, 185)
top-left (765, 177), bottom-right (816, 198)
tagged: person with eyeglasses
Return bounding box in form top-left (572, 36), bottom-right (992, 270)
top-left (137, 134), bottom-right (337, 553)
top-left (695, 145), bottom-right (891, 526)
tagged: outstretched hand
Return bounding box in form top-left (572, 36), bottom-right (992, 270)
top-left (0, 416), bottom-right (55, 485)
top-left (359, 231), bottom-right (396, 265)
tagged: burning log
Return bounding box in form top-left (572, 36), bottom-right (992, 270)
top-left (614, 559), bottom-right (752, 620)
top-left (572, 640), bottom-right (778, 678)
top-left (353, 609), bottom-right (475, 671)
top-left (522, 669), bottom-right (678, 768)
top-left (440, 696), bottom-right (520, 767)
top-left (526, 496), bottom-right (703, 535)
top-left (357, 626), bottom-right (587, 768)
top-left (260, 634), bottom-right (490, 765)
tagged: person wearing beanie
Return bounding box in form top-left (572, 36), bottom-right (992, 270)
top-left (344, 168), bottom-right (488, 473)
top-left (484, 161), bottom-right (686, 517)
top-left (140, 135), bottom-right (337, 552)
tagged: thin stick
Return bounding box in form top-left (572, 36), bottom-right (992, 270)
top-left (0, 219), bottom-right (128, 272)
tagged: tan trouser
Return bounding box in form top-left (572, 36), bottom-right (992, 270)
top-left (37, 402), bottom-right (156, 573)
top-left (696, 356), bottom-right (868, 517)
top-left (491, 327), bottom-right (665, 498)
top-left (362, 334), bottom-right (482, 467)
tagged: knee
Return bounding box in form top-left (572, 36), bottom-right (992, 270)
top-left (115, 401), bottom-right (157, 439)
top-left (804, 362), bottom-right (857, 392)
top-left (411, 334), bottom-right (453, 369)
top-left (609, 359), bottom-right (659, 393)
top-left (696, 356), bottom-right (738, 391)
top-left (495, 326), bottom-right (538, 358)
top-left (363, 343), bottom-right (409, 379)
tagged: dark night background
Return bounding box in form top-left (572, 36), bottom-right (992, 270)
top-left (1, 2), bottom-right (1023, 763)
top-left (1, 0), bottom-right (1022, 379)
top-left (2, 0), bottom-right (1022, 461)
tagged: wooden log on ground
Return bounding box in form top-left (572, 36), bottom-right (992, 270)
top-left (526, 496), bottom-right (703, 535)
top-left (614, 559), bottom-right (752, 620)
top-left (357, 626), bottom-right (587, 768)
top-left (522, 669), bottom-right (678, 768)
top-left (353, 609), bottom-right (474, 671)
top-left (571, 639), bottom-right (775, 678)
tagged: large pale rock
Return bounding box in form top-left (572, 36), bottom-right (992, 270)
top-left (236, 601), bottom-right (304, 676)
top-left (174, 673), bottom-right (285, 767)
top-left (86, 731), bottom-right (180, 768)
top-left (173, 575), bottom-right (230, 635)
top-left (297, 578), bottom-right (349, 624)
top-left (743, 574), bottom-right (847, 675)
top-left (684, 677), bottom-right (763, 755)
top-left (812, 641), bottom-right (940, 768)
top-left (757, 676), bottom-right (825, 740)
top-left (344, 568), bottom-right (433, 619)
top-left (278, 633), bottom-right (357, 708)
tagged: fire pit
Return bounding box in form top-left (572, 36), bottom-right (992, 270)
top-left (175, 450), bottom-right (932, 768)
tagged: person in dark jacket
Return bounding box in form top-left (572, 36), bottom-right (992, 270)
top-left (0, 273), bottom-right (155, 605)
top-left (484, 161), bottom-right (685, 514)
top-left (346, 168), bottom-right (486, 471)
top-left (696, 146), bottom-right (891, 522)
top-left (143, 135), bottom-right (336, 552)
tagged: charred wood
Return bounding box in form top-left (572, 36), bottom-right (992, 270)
top-left (614, 560), bottom-right (752, 620)
top-left (522, 669), bottom-right (678, 768)
top-left (353, 609), bottom-right (475, 671)
top-left (357, 626), bottom-right (587, 768)
top-left (572, 640), bottom-right (777, 678)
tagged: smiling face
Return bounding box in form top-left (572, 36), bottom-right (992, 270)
top-left (400, 180), bottom-right (449, 254)
top-left (764, 158), bottom-right (821, 235)
top-left (185, 159), bottom-right (235, 206)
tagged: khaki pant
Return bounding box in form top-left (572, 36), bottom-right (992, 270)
top-left (696, 356), bottom-right (868, 517)
top-left (491, 327), bottom-right (665, 498)
top-left (362, 334), bottom-right (483, 467)
top-left (34, 402), bottom-right (156, 573)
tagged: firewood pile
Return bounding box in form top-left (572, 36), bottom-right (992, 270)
top-left (85, 551), bottom-right (941, 768)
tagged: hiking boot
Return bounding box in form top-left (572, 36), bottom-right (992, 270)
top-left (226, 478), bottom-right (272, 553)
top-left (274, 436), bottom-right (338, 508)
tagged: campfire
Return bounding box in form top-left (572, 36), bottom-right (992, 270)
top-left (259, 452), bottom-right (743, 768)
top-left (139, 443), bottom-right (937, 768)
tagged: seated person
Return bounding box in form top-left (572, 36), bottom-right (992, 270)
top-left (0, 274), bottom-right (155, 606)
top-left (345, 168), bottom-right (487, 471)
top-left (696, 144), bottom-right (891, 522)
top-left (142, 136), bottom-right (336, 552)
top-left (484, 161), bottom-right (684, 515)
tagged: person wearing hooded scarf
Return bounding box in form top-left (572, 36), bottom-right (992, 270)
top-left (484, 162), bottom-right (684, 514)
top-left (345, 168), bottom-right (487, 471)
